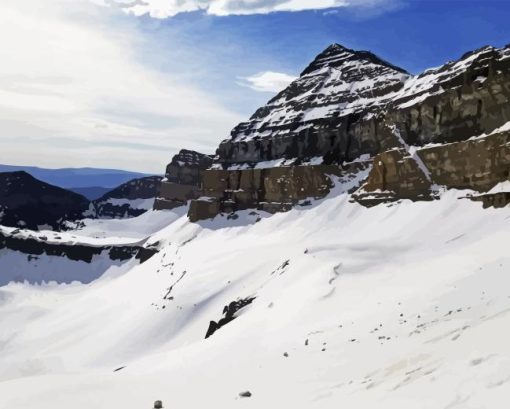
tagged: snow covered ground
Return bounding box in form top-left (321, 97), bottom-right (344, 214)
top-left (0, 208), bottom-right (186, 285)
top-left (1, 188), bottom-right (510, 408)
top-left (70, 208), bottom-right (187, 240)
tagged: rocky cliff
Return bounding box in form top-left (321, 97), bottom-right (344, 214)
top-left (182, 43), bottom-right (510, 221)
top-left (216, 44), bottom-right (510, 168)
top-left (154, 149), bottom-right (213, 210)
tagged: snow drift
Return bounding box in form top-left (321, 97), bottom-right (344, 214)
top-left (1, 183), bottom-right (509, 408)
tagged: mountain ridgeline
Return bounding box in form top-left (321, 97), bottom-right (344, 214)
top-left (0, 173), bottom-right (162, 275)
top-left (2, 43), bottom-right (510, 234)
top-left (0, 171), bottom-right (90, 230)
top-left (155, 43), bottom-right (510, 220)
top-left (0, 172), bottom-right (162, 230)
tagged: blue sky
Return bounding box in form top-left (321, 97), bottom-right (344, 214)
top-left (136, 0), bottom-right (510, 115)
top-left (0, 0), bottom-right (508, 172)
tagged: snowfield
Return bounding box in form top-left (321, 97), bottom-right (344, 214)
top-left (1, 186), bottom-right (510, 408)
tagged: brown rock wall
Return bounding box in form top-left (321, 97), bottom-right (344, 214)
top-left (188, 164), bottom-right (364, 222)
top-left (359, 130), bottom-right (510, 205)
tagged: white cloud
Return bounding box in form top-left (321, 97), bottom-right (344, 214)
top-left (0, 0), bottom-right (243, 173)
top-left (238, 71), bottom-right (296, 93)
top-left (95, 0), bottom-right (395, 18)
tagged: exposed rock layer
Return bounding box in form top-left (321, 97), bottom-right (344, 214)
top-left (216, 45), bottom-right (510, 168)
top-left (0, 228), bottom-right (156, 264)
top-left (358, 128), bottom-right (510, 204)
top-left (188, 163), bottom-right (368, 222)
top-left (149, 44), bottom-right (510, 221)
top-left (154, 150), bottom-right (213, 210)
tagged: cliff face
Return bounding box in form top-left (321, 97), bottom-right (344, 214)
top-left (356, 125), bottom-right (510, 205)
top-left (183, 44), bottom-right (510, 221)
top-left (154, 149), bottom-right (213, 210)
top-left (216, 45), bottom-right (510, 169)
top-left (188, 162), bottom-right (370, 222)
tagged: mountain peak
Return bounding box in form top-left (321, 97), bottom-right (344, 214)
top-left (301, 43), bottom-right (408, 77)
top-left (324, 43), bottom-right (348, 52)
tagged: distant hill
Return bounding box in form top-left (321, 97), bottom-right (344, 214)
top-left (0, 171), bottom-right (90, 230)
top-left (0, 164), bottom-right (152, 189)
top-left (68, 186), bottom-right (112, 201)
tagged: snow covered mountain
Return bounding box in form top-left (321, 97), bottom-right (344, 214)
top-left (1, 43), bottom-right (510, 409)
top-left (217, 44), bottom-right (510, 167)
top-left (189, 43), bottom-right (510, 220)
top-left (226, 44), bottom-right (409, 144)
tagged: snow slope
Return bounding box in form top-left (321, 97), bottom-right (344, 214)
top-left (1, 187), bottom-right (510, 408)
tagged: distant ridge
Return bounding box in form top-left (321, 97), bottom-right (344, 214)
top-left (68, 186), bottom-right (112, 200)
top-left (0, 164), bottom-right (154, 189)
top-left (0, 171), bottom-right (90, 230)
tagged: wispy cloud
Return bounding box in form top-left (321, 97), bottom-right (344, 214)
top-left (238, 71), bottom-right (296, 93)
top-left (0, 0), bottom-right (242, 173)
top-left (94, 0), bottom-right (399, 18)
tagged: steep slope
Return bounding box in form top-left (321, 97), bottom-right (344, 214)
top-left (1, 189), bottom-right (510, 408)
top-left (228, 44), bottom-right (409, 142)
top-left (0, 171), bottom-right (90, 230)
top-left (216, 44), bottom-right (510, 167)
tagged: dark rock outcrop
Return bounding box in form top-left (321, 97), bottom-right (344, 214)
top-left (154, 149), bottom-right (213, 210)
top-left (0, 171), bottom-right (89, 230)
top-left (205, 297), bottom-right (255, 339)
top-left (92, 176), bottom-right (162, 218)
top-left (0, 227), bottom-right (156, 264)
top-left (471, 192), bottom-right (510, 208)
